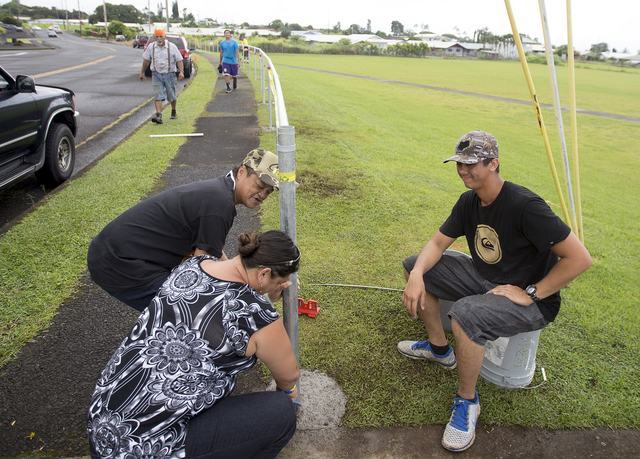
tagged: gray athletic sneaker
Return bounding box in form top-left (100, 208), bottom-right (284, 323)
top-left (397, 340), bottom-right (457, 369)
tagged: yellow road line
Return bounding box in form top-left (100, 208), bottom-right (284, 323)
top-left (34, 55), bottom-right (115, 78)
top-left (76, 96), bottom-right (155, 148)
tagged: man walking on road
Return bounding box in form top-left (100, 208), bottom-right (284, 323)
top-left (219, 29), bottom-right (240, 93)
top-left (87, 150), bottom-right (280, 312)
top-left (397, 130), bottom-right (592, 452)
top-left (140, 29), bottom-right (184, 124)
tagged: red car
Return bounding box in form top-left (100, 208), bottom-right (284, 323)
top-left (132, 34), bottom-right (148, 48)
top-left (143, 35), bottom-right (193, 78)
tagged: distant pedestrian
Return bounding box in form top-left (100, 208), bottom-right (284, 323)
top-left (241, 34), bottom-right (250, 63)
top-left (140, 29), bottom-right (184, 124)
top-left (219, 29), bottom-right (240, 93)
top-left (87, 149), bottom-right (281, 312)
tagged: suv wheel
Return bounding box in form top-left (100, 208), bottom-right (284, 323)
top-left (184, 61), bottom-right (192, 78)
top-left (35, 123), bottom-right (75, 188)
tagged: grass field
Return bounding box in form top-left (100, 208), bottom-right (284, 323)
top-left (254, 54), bottom-right (640, 428)
top-left (268, 54), bottom-right (640, 120)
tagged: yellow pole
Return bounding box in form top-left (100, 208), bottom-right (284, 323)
top-left (503, 0), bottom-right (571, 226)
top-left (566, 0), bottom-right (584, 242)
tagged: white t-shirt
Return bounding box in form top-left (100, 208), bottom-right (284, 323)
top-left (142, 41), bottom-right (183, 73)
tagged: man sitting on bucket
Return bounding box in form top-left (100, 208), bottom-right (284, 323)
top-left (397, 130), bottom-right (592, 452)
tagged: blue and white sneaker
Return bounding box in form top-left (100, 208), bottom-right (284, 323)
top-left (396, 340), bottom-right (457, 369)
top-left (442, 392), bottom-right (481, 452)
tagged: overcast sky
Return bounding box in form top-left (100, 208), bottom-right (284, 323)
top-left (28, 0), bottom-right (640, 53)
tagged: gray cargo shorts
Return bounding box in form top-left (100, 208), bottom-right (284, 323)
top-left (403, 250), bottom-right (549, 345)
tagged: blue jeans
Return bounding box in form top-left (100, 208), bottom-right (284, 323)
top-left (185, 391), bottom-right (297, 459)
top-left (152, 71), bottom-right (177, 102)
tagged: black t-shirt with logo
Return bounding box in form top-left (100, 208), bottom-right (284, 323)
top-left (88, 175), bottom-right (237, 291)
top-left (440, 181), bottom-right (571, 321)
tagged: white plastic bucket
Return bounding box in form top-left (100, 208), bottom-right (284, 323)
top-left (439, 299), bottom-right (454, 332)
top-left (479, 329), bottom-right (541, 389)
top-left (436, 250), bottom-right (541, 389)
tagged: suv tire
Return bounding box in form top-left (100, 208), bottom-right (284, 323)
top-left (184, 61), bottom-right (192, 78)
top-left (35, 123), bottom-right (76, 188)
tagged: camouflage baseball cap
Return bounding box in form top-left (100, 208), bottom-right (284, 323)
top-left (242, 149), bottom-right (279, 188)
top-left (444, 130), bottom-right (499, 164)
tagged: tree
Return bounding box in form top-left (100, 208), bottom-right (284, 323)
top-left (171, 1), bottom-right (179, 20)
top-left (590, 42), bottom-right (609, 58)
top-left (349, 23), bottom-right (363, 34)
top-left (391, 20), bottom-right (404, 36)
top-left (108, 20), bottom-right (130, 36)
top-left (89, 3), bottom-right (143, 24)
top-left (268, 19), bottom-right (285, 31)
top-left (366, 19), bottom-right (371, 33)
top-left (474, 27), bottom-right (492, 44)
top-left (375, 30), bottom-right (387, 38)
top-left (332, 22), bottom-right (341, 34)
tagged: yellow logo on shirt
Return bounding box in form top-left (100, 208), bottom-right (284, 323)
top-left (475, 225), bottom-right (502, 264)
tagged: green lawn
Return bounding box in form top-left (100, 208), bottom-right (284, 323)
top-left (255, 54), bottom-right (640, 428)
top-left (270, 54), bottom-right (640, 120)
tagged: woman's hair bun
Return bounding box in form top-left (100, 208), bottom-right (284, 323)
top-left (238, 232), bottom-right (260, 257)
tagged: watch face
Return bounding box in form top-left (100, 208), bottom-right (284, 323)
top-left (526, 285), bottom-right (536, 295)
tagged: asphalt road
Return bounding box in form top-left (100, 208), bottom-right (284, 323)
top-left (0, 30), bottom-right (189, 230)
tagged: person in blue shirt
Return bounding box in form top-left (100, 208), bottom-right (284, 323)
top-left (219, 29), bottom-right (240, 93)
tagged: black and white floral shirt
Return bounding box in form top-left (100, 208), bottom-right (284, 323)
top-left (87, 255), bottom-right (279, 459)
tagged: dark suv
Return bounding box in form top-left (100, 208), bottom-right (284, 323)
top-left (143, 35), bottom-right (193, 78)
top-left (132, 34), bottom-right (148, 48)
top-left (0, 65), bottom-right (79, 189)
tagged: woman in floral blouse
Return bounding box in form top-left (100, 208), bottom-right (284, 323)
top-left (88, 231), bottom-right (301, 459)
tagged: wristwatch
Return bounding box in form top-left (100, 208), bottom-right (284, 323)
top-left (525, 284), bottom-right (541, 302)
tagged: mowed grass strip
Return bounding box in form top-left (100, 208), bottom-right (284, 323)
top-left (254, 55), bottom-right (640, 428)
top-left (271, 54), bottom-right (640, 119)
top-left (0, 58), bottom-right (216, 367)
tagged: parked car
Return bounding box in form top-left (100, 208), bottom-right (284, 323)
top-left (115, 34), bottom-right (125, 41)
top-left (143, 34), bottom-right (193, 78)
top-left (31, 25), bottom-right (41, 30)
top-left (0, 65), bottom-right (79, 189)
top-left (132, 34), bottom-right (148, 48)
top-left (48, 29), bottom-right (57, 37)
top-left (1, 23), bottom-right (18, 31)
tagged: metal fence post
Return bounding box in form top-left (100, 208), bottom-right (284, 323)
top-left (277, 125), bottom-right (298, 361)
top-left (267, 69), bottom-right (273, 128)
top-left (262, 59), bottom-right (266, 104)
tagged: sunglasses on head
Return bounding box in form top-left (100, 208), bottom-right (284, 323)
top-left (262, 246), bottom-right (301, 268)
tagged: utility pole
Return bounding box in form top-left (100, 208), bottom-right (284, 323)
top-left (78, 0), bottom-right (82, 36)
top-left (165, 0), bottom-right (169, 32)
top-left (102, 0), bottom-right (108, 40)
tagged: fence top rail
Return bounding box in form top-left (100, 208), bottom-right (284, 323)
top-left (253, 47), bottom-right (289, 127)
